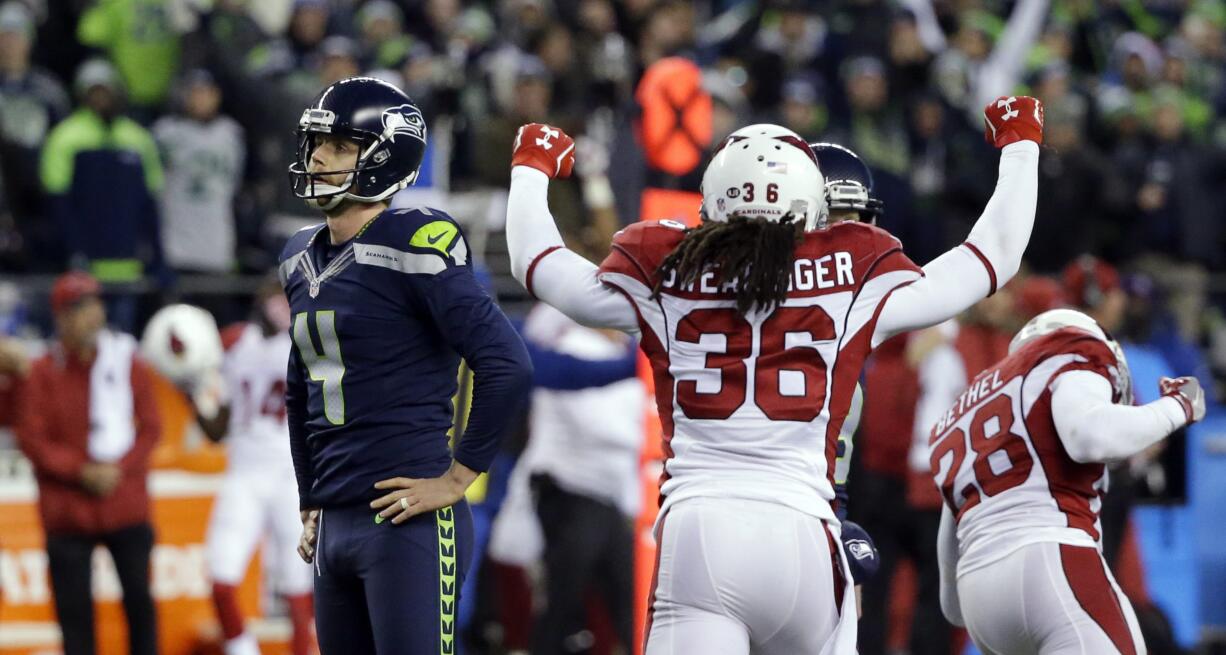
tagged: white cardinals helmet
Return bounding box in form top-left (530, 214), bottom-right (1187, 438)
top-left (1009, 308), bottom-right (1132, 401)
top-left (701, 124), bottom-right (828, 231)
top-left (140, 304), bottom-right (224, 386)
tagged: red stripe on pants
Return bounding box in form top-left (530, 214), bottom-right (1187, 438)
top-left (1059, 544), bottom-right (1137, 655)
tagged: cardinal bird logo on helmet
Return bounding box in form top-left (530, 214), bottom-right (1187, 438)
top-left (382, 104), bottom-right (426, 145)
top-left (169, 330), bottom-right (187, 357)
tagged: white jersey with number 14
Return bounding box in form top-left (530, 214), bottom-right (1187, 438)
top-left (220, 323), bottom-right (293, 472)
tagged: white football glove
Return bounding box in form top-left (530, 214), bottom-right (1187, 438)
top-left (1160, 376), bottom-right (1205, 425)
top-left (190, 368), bottom-right (227, 421)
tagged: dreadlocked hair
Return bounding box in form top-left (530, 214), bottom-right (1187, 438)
top-left (652, 214), bottom-right (803, 316)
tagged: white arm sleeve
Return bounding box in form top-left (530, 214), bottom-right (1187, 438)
top-left (1050, 370), bottom-right (1188, 464)
top-left (873, 141), bottom-right (1038, 346)
top-left (506, 166), bottom-right (639, 332)
top-left (937, 504), bottom-right (965, 627)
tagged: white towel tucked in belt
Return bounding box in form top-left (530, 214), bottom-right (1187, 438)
top-left (88, 330), bottom-right (137, 462)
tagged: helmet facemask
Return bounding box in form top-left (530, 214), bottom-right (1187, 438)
top-left (289, 107), bottom-right (415, 210)
top-left (1103, 335), bottom-right (1133, 403)
top-left (824, 179), bottom-right (884, 225)
top-left (808, 141), bottom-right (884, 226)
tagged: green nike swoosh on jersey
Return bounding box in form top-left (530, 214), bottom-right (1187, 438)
top-left (410, 220), bottom-right (459, 257)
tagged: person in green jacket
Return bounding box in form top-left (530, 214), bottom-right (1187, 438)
top-left (40, 58), bottom-right (167, 329)
top-left (77, 0), bottom-right (180, 113)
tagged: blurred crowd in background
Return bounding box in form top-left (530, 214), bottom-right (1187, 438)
top-left (0, 0), bottom-right (1224, 390)
top-left (0, 0), bottom-right (1225, 653)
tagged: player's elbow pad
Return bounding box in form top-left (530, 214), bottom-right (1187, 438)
top-left (1062, 425), bottom-right (1118, 464)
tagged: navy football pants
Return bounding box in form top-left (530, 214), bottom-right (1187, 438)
top-left (313, 501), bottom-right (474, 654)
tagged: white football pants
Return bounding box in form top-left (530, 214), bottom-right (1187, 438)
top-left (645, 497), bottom-right (857, 655)
top-left (958, 541), bottom-right (1146, 655)
top-left (206, 467), bottom-right (313, 595)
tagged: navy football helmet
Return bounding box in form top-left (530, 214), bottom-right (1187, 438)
top-left (289, 76), bottom-right (427, 210)
top-left (808, 142), bottom-right (883, 224)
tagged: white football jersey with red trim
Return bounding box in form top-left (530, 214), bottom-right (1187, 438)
top-left (221, 323), bottom-right (294, 472)
top-left (598, 220), bottom-right (923, 522)
top-left (927, 328), bottom-right (1125, 573)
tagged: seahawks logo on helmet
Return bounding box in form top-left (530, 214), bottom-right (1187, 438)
top-left (382, 104), bottom-right (427, 145)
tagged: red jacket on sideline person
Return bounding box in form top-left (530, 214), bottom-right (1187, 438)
top-left (860, 334), bottom-right (920, 479)
top-left (16, 344), bottom-right (161, 535)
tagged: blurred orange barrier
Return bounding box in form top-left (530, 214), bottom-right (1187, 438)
top-left (0, 371), bottom-right (292, 655)
top-left (0, 471), bottom-right (274, 655)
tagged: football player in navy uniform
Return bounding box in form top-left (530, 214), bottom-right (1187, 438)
top-left (809, 142), bottom-right (884, 226)
top-left (280, 76), bottom-right (532, 654)
top-left (811, 142), bottom-right (884, 608)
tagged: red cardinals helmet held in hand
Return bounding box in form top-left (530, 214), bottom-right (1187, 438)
top-left (513, 123), bottom-right (576, 178)
top-left (983, 95), bottom-right (1044, 148)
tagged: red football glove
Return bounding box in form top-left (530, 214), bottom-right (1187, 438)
top-left (982, 95), bottom-right (1044, 148)
top-left (1160, 376), bottom-right (1206, 425)
top-left (512, 123), bottom-right (575, 178)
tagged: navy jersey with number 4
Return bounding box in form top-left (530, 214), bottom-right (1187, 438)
top-left (279, 207), bottom-right (532, 510)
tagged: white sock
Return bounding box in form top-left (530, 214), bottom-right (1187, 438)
top-left (224, 631), bottom-right (260, 655)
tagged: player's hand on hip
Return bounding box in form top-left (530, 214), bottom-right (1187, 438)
top-left (298, 509), bottom-right (319, 563)
top-left (1160, 376), bottom-right (1206, 424)
top-left (982, 95), bottom-right (1044, 148)
top-left (512, 123), bottom-right (575, 178)
top-left (371, 473), bottom-right (466, 524)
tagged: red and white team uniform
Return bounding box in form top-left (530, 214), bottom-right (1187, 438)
top-left (505, 103), bottom-right (1040, 654)
top-left (929, 326), bottom-right (1198, 655)
top-left (598, 220), bottom-right (919, 523)
top-left (599, 220), bottom-right (925, 652)
top-left (207, 324), bottom-right (312, 626)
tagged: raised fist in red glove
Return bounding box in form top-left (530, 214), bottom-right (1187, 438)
top-left (513, 123), bottom-right (575, 178)
top-left (1160, 376), bottom-right (1206, 425)
top-left (983, 96), bottom-right (1044, 148)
